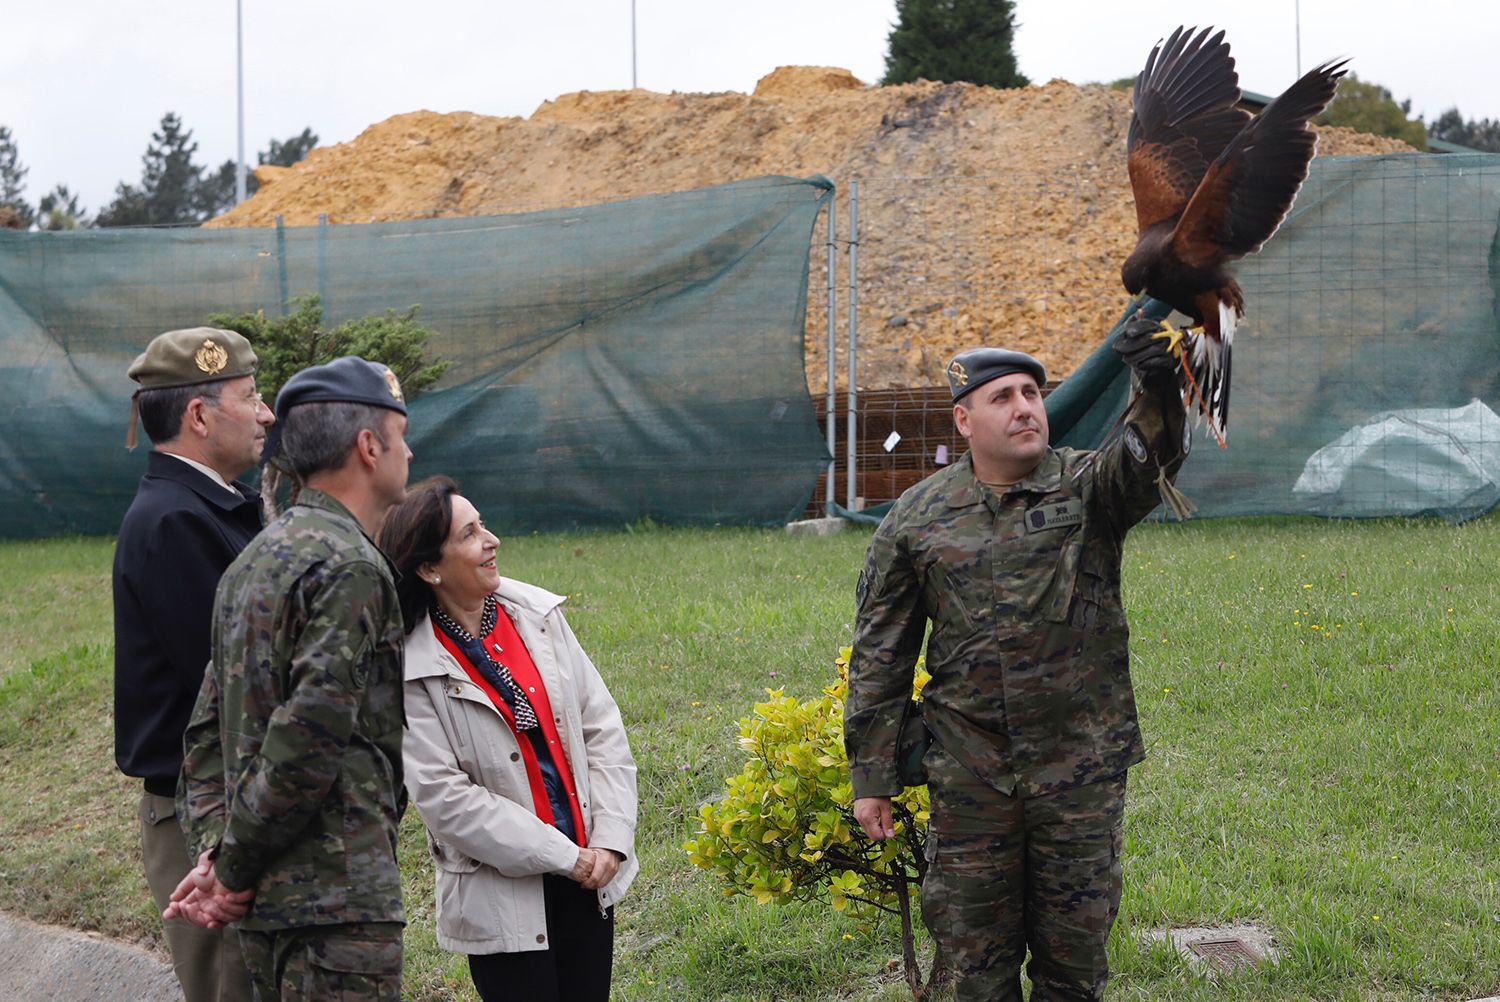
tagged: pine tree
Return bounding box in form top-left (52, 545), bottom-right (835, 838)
top-left (882, 0), bottom-right (1029, 90)
top-left (198, 128), bottom-right (320, 219)
top-left (1428, 108), bottom-right (1500, 152)
top-left (260, 128), bottom-right (318, 168)
top-left (37, 185), bottom-right (88, 231)
top-left (0, 126), bottom-right (35, 229)
top-left (97, 112), bottom-right (206, 226)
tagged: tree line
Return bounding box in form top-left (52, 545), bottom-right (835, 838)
top-left (0, 113), bottom-right (316, 231)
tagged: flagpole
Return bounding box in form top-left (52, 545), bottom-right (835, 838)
top-left (235, 0), bottom-right (246, 204)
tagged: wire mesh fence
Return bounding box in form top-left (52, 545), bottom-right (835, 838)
top-left (813, 154), bottom-right (1500, 521)
top-left (0, 176), bottom-right (833, 538)
top-left (5, 153), bottom-right (1498, 534)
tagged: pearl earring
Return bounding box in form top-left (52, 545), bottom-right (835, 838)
top-left (433, 575), bottom-right (442, 585)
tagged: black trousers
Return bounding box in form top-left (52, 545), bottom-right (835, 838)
top-left (468, 875), bottom-right (614, 1002)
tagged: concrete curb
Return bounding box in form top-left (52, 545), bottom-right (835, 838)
top-left (0, 911), bottom-right (182, 1002)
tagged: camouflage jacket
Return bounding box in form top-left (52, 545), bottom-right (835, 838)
top-left (846, 390), bottom-right (1188, 800)
top-left (178, 488), bottom-right (406, 931)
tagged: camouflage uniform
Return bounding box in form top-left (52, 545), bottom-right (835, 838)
top-left (179, 488), bottom-right (407, 1001)
top-left (846, 390), bottom-right (1187, 1002)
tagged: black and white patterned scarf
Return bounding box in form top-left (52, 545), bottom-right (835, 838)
top-left (432, 594), bottom-right (540, 731)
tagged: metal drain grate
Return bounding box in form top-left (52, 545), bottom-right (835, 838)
top-left (1188, 938), bottom-right (1260, 972)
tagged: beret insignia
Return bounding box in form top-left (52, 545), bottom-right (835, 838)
top-left (384, 368), bottom-right (404, 403)
top-left (195, 338), bottom-right (229, 375)
top-left (948, 360), bottom-right (968, 386)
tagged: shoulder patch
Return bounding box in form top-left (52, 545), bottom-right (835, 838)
top-left (1025, 497), bottom-right (1082, 533)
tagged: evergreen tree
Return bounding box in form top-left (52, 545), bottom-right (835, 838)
top-left (1315, 74), bottom-right (1428, 151)
top-left (97, 112), bottom-right (206, 226)
top-left (0, 125), bottom-right (35, 229)
top-left (198, 128), bottom-right (320, 219)
top-left (206, 294), bottom-right (449, 517)
top-left (1428, 107), bottom-right (1500, 152)
top-left (261, 128), bottom-right (318, 168)
top-left (195, 160), bottom-right (243, 219)
top-left (882, 0), bottom-right (1029, 90)
top-left (37, 185), bottom-right (88, 231)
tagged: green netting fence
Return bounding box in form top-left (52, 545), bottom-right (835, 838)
top-left (0, 175), bottom-right (833, 538)
top-left (6, 155), bottom-right (1500, 538)
top-left (1056, 153), bottom-right (1500, 524)
top-left (841, 153), bottom-right (1500, 526)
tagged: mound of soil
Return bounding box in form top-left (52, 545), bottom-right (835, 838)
top-left (207, 68), bottom-right (1414, 389)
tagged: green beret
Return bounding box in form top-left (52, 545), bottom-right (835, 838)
top-left (947, 347), bottom-right (1047, 403)
top-left (274, 356), bottom-right (408, 424)
top-left (128, 327), bottom-right (257, 389)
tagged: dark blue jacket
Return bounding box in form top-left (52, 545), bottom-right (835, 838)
top-left (112, 451), bottom-right (263, 795)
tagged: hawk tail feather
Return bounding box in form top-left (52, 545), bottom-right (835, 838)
top-left (1184, 307), bottom-right (1233, 447)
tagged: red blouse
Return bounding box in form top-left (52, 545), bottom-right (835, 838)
top-left (433, 608), bottom-right (587, 845)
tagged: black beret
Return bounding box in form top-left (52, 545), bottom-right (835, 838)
top-left (273, 356), bottom-right (407, 425)
top-left (946, 348), bottom-right (1047, 403)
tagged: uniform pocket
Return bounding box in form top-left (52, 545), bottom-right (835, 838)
top-left (918, 831), bottom-right (948, 941)
top-left (140, 793), bottom-right (179, 828)
top-left (1040, 539), bottom-right (1083, 623)
top-left (307, 931), bottom-right (402, 974)
top-left (301, 928), bottom-right (403, 1001)
top-left (1066, 557), bottom-right (1124, 635)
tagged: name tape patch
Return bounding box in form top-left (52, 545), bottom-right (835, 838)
top-left (1026, 497), bottom-right (1082, 532)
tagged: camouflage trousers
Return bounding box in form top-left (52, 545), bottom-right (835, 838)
top-left (922, 748), bottom-right (1126, 1002)
top-left (237, 922), bottom-right (402, 1002)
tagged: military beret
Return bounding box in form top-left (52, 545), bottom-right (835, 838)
top-left (273, 356), bottom-right (407, 425)
top-left (128, 327), bottom-right (257, 389)
top-left (946, 347), bottom-right (1047, 403)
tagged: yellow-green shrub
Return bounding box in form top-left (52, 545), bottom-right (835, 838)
top-left (684, 648), bottom-right (941, 994)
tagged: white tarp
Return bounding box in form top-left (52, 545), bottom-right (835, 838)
top-left (1293, 399), bottom-right (1500, 522)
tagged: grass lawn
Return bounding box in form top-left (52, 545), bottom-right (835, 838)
top-left (0, 517), bottom-right (1496, 1001)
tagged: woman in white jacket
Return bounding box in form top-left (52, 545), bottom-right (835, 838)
top-left (379, 476), bottom-right (638, 1002)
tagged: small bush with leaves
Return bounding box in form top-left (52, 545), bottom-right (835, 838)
top-left (684, 648), bottom-right (946, 997)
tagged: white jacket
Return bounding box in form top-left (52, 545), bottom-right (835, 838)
top-left (402, 577), bottom-right (639, 955)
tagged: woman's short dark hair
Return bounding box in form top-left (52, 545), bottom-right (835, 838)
top-left (378, 475), bottom-right (459, 631)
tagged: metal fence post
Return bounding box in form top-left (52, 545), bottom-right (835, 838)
top-left (275, 214), bottom-right (289, 317)
top-left (825, 185), bottom-right (838, 516)
top-left (318, 213), bottom-right (328, 315)
top-left (846, 178), bottom-right (859, 511)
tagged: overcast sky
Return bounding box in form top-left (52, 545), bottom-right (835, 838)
top-left (8, 0), bottom-right (1498, 216)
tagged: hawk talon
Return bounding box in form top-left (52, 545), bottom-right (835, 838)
top-left (1149, 321), bottom-right (1188, 360)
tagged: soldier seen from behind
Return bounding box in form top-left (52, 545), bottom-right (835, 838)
top-left (113, 327), bottom-right (271, 1002)
top-left (168, 357), bottom-right (414, 1002)
top-left (844, 316), bottom-right (1191, 1001)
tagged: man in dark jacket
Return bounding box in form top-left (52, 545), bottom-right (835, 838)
top-left (845, 316), bottom-right (1191, 1001)
top-left (113, 326), bottom-right (272, 1002)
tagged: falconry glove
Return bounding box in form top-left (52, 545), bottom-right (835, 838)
top-left (1114, 314), bottom-right (1196, 519)
top-left (1114, 315), bottom-right (1182, 397)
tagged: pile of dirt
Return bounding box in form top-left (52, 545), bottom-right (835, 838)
top-left (207, 68), bottom-right (1414, 389)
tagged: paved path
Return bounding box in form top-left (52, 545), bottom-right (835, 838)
top-left (0, 912), bottom-right (181, 1002)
